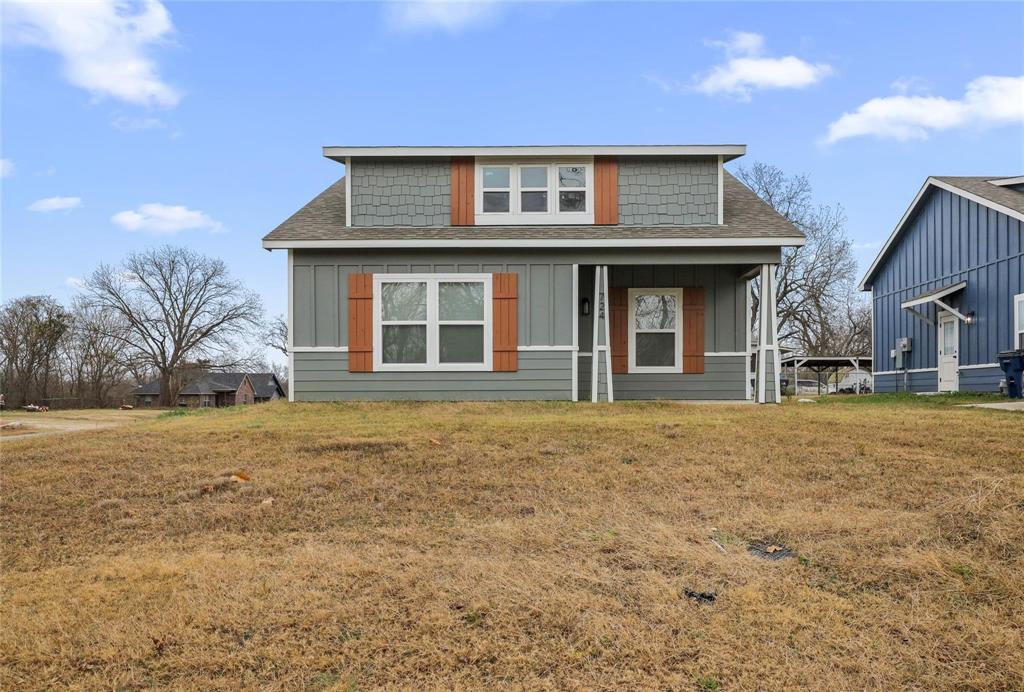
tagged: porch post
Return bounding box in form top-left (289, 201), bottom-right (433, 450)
top-left (755, 263), bottom-right (781, 404)
top-left (590, 265), bottom-right (613, 403)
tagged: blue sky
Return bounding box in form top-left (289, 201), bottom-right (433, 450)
top-left (3, 0), bottom-right (1023, 345)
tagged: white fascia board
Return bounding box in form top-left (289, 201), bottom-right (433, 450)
top-left (859, 177), bottom-right (1024, 291)
top-left (323, 144), bottom-right (747, 160)
top-left (263, 236), bottom-right (806, 250)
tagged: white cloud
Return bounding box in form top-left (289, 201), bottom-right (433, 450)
top-left (28, 196), bottom-right (82, 212)
top-left (385, 0), bottom-right (501, 32)
top-left (65, 276), bottom-right (87, 290)
top-left (111, 203), bottom-right (224, 234)
top-left (852, 240), bottom-right (882, 251)
top-left (825, 75), bottom-right (1024, 144)
top-left (692, 31), bottom-right (833, 100)
top-left (111, 115), bottom-right (166, 131)
top-left (0, 159), bottom-right (13, 177)
top-left (3, 0), bottom-right (180, 108)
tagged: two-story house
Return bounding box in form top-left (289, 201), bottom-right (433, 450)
top-left (262, 145), bottom-right (804, 403)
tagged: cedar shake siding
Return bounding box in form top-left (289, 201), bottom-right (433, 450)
top-left (349, 158), bottom-right (450, 226)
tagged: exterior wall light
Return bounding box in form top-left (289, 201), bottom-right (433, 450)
top-left (581, 297), bottom-right (591, 317)
top-left (964, 312), bottom-right (975, 325)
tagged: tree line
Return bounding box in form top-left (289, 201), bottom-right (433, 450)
top-left (1, 246), bottom-right (279, 408)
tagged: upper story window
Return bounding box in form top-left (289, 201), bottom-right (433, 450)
top-left (476, 160), bottom-right (594, 225)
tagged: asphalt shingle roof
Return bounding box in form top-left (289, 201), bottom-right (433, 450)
top-left (932, 176), bottom-right (1024, 216)
top-left (262, 171), bottom-right (803, 243)
top-left (134, 372), bottom-right (283, 398)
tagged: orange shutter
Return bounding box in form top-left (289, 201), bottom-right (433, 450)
top-left (348, 273), bottom-right (373, 372)
top-left (609, 287), bottom-right (628, 374)
top-left (682, 288), bottom-right (705, 374)
top-left (594, 157), bottom-right (619, 225)
top-left (451, 157), bottom-right (475, 226)
top-left (492, 273), bottom-right (518, 372)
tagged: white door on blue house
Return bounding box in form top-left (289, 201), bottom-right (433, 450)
top-left (938, 313), bottom-right (959, 392)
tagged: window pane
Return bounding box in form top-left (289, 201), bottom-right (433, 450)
top-left (559, 190), bottom-right (586, 212)
top-left (439, 325), bottom-right (484, 363)
top-left (382, 325), bottom-right (427, 364)
top-left (439, 282), bottom-right (484, 320)
top-left (381, 282), bottom-right (426, 321)
top-left (634, 294), bottom-right (677, 329)
top-left (521, 190), bottom-right (548, 212)
top-left (483, 191), bottom-right (510, 213)
top-left (558, 166), bottom-right (586, 188)
top-left (482, 166), bottom-right (510, 188)
top-left (520, 166), bottom-right (547, 188)
top-left (636, 333), bottom-right (676, 367)
top-left (1018, 299), bottom-right (1024, 326)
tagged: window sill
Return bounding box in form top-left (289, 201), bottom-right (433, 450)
top-left (475, 212), bottom-right (594, 226)
top-left (375, 363), bottom-right (492, 373)
top-left (627, 366), bottom-right (684, 375)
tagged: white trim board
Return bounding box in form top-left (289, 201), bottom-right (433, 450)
top-left (959, 363), bottom-right (999, 370)
top-left (324, 145), bottom-right (747, 160)
top-left (264, 236), bottom-right (807, 250)
top-left (287, 249), bottom-right (294, 402)
top-left (990, 176), bottom-right (1024, 187)
top-left (874, 367), bottom-right (938, 376)
top-left (859, 177), bottom-right (1024, 290)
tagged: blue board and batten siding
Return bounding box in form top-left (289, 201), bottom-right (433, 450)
top-left (871, 187), bottom-right (1023, 392)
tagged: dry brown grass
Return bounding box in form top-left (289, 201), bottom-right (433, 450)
top-left (2, 400), bottom-right (1022, 690)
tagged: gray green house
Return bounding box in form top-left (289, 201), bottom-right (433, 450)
top-left (262, 145), bottom-right (804, 403)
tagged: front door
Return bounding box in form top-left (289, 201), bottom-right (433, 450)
top-left (937, 313), bottom-right (959, 392)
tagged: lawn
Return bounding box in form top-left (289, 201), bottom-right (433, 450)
top-left (2, 399), bottom-right (1022, 689)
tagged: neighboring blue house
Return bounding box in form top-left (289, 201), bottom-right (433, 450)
top-left (860, 176), bottom-right (1024, 393)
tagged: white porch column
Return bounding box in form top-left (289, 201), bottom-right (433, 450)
top-left (590, 265), bottom-right (614, 402)
top-left (755, 263), bottom-right (782, 404)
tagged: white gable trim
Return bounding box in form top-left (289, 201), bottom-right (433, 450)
top-left (859, 177), bottom-right (1024, 291)
top-left (324, 144), bottom-right (747, 160)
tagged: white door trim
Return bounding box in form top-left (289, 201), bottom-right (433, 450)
top-left (937, 312), bottom-right (959, 392)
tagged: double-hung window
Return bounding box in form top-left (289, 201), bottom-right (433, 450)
top-left (628, 288), bottom-right (683, 374)
top-left (1015, 293), bottom-right (1024, 349)
top-left (477, 161), bottom-right (593, 224)
top-left (374, 274), bottom-right (492, 371)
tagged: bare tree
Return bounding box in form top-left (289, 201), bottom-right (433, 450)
top-left (83, 246), bottom-right (264, 406)
top-left (62, 299), bottom-right (134, 407)
top-left (738, 162), bottom-right (868, 355)
top-left (267, 314), bottom-right (288, 358)
top-left (0, 296), bottom-right (71, 406)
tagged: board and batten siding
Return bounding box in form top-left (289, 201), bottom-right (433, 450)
top-left (871, 187), bottom-right (1023, 391)
top-left (577, 264), bottom-right (749, 401)
top-left (292, 251), bottom-right (576, 349)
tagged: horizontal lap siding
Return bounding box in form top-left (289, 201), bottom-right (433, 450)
top-left (959, 366), bottom-right (1003, 392)
top-left (293, 351), bottom-right (571, 401)
top-left (578, 355), bottom-right (746, 401)
top-left (874, 371), bottom-right (939, 393)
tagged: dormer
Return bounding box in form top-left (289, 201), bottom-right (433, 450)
top-left (323, 145), bottom-right (745, 228)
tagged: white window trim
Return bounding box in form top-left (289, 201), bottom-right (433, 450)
top-left (627, 288), bottom-right (684, 374)
top-left (372, 273), bottom-right (493, 372)
top-left (1015, 293), bottom-right (1024, 349)
top-left (475, 158), bottom-right (594, 225)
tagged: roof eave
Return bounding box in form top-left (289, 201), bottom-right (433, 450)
top-left (262, 236), bottom-right (806, 250)
top-left (323, 144), bottom-right (747, 162)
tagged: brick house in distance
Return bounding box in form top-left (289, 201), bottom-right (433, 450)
top-left (133, 372), bottom-right (285, 408)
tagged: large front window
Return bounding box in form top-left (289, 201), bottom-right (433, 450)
top-left (477, 161), bottom-right (593, 224)
top-left (374, 274), bottom-right (492, 371)
top-left (628, 288), bottom-right (683, 373)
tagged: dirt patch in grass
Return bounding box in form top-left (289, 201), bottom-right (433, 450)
top-left (2, 400), bottom-right (1023, 689)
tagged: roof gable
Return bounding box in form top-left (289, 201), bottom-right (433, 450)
top-left (859, 176), bottom-right (1024, 290)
